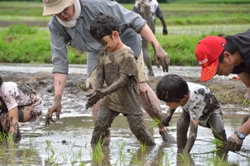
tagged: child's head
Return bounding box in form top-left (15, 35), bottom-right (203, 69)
top-left (90, 15), bottom-right (121, 51)
top-left (156, 74), bottom-right (189, 108)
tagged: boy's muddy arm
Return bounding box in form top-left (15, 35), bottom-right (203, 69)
top-left (184, 120), bottom-right (199, 153)
top-left (98, 74), bottom-right (127, 96)
top-left (162, 108), bottom-right (175, 126)
top-left (85, 64), bottom-right (105, 109)
top-left (86, 74), bottom-right (127, 108)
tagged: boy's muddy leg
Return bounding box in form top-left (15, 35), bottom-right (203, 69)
top-left (177, 111), bottom-right (190, 152)
top-left (142, 40), bottom-right (154, 76)
top-left (0, 113), bottom-right (9, 137)
top-left (90, 107), bottom-right (117, 145)
top-left (208, 113), bottom-right (227, 142)
top-left (18, 106), bottom-right (38, 122)
top-left (126, 114), bottom-right (155, 146)
top-left (207, 112), bottom-right (228, 157)
top-left (87, 89), bottom-right (109, 137)
top-left (139, 82), bottom-right (174, 142)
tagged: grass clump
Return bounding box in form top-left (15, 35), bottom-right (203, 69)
top-left (0, 23), bottom-right (87, 64)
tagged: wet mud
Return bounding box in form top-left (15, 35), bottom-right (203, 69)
top-left (0, 70), bottom-right (250, 165)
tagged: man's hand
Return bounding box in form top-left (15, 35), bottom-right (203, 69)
top-left (154, 46), bottom-right (170, 72)
top-left (45, 96), bottom-right (62, 126)
top-left (163, 27), bottom-right (168, 35)
top-left (86, 89), bottom-right (105, 109)
top-left (226, 134), bottom-right (243, 152)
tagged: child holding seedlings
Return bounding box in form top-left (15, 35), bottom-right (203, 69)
top-left (156, 74), bottom-right (228, 154)
top-left (0, 76), bottom-right (43, 142)
top-left (86, 14), bottom-right (155, 146)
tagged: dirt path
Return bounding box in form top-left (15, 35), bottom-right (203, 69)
top-left (1, 70), bottom-right (249, 114)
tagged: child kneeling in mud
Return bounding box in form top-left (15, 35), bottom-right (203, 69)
top-left (86, 14), bottom-right (155, 146)
top-left (0, 76), bottom-right (43, 142)
top-left (156, 74), bottom-right (228, 155)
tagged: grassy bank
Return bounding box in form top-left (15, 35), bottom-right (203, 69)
top-left (0, 1), bottom-right (250, 65)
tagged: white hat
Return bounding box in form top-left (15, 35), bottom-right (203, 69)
top-left (42, 0), bottom-right (76, 16)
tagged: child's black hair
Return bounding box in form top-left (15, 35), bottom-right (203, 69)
top-left (156, 74), bottom-right (189, 103)
top-left (89, 14), bottom-right (120, 42)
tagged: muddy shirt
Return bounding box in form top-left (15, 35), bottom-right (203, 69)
top-left (0, 82), bottom-right (42, 113)
top-left (97, 47), bottom-right (141, 115)
top-left (230, 29), bottom-right (250, 74)
top-left (178, 82), bottom-right (221, 127)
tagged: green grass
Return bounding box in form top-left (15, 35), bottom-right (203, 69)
top-left (0, 1), bottom-right (250, 65)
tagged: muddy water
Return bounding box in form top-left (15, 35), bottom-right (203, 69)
top-left (0, 63), bottom-right (249, 166)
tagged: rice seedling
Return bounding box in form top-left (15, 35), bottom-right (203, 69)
top-left (91, 138), bottom-right (104, 165)
top-left (177, 151), bottom-right (194, 166)
top-left (115, 141), bottom-right (128, 165)
top-left (45, 140), bottom-right (58, 165)
top-left (147, 117), bottom-right (161, 130)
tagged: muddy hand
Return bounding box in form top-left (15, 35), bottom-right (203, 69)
top-left (163, 28), bottom-right (168, 35)
top-left (161, 114), bottom-right (172, 127)
top-left (226, 136), bottom-right (243, 152)
top-left (45, 100), bottom-right (62, 126)
top-left (154, 47), bottom-right (170, 72)
top-left (86, 89), bottom-right (104, 109)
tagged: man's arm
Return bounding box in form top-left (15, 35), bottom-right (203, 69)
top-left (238, 72), bottom-right (250, 99)
top-left (45, 73), bottom-right (67, 125)
top-left (226, 72), bottom-right (250, 151)
top-left (237, 72), bottom-right (250, 135)
top-left (139, 24), bottom-right (170, 72)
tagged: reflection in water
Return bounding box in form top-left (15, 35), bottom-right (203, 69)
top-left (4, 112), bottom-right (246, 166)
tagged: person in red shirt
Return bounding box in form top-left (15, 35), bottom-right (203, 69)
top-left (194, 29), bottom-right (250, 152)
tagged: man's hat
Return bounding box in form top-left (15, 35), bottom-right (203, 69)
top-left (195, 36), bottom-right (226, 82)
top-left (42, 0), bottom-right (76, 16)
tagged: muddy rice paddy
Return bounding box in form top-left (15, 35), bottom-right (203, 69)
top-left (0, 64), bottom-right (250, 166)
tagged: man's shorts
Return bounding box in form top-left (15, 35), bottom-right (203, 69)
top-left (86, 51), bottom-right (149, 89)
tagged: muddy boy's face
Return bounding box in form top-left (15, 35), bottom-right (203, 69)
top-left (165, 102), bottom-right (180, 109)
top-left (101, 31), bottom-right (120, 52)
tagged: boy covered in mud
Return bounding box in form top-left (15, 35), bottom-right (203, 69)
top-left (156, 74), bottom-right (228, 154)
top-left (0, 76), bottom-right (43, 142)
top-left (86, 15), bottom-right (155, 146)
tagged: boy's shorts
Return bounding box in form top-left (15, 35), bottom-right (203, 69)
top-left (86, 51), bottom-right (149, 89)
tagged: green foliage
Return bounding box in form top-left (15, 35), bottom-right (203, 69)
top-left (0, 24), bottom-right (87, 64)
top-left (0, 2), bottom-right (250, 65)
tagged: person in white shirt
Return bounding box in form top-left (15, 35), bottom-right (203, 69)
top-left (156, 74), bottom-right (228, 156)
top-left (133, 0), bottom-right (168, 76)
top-left (0, 76), bottom-right (43, 142)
